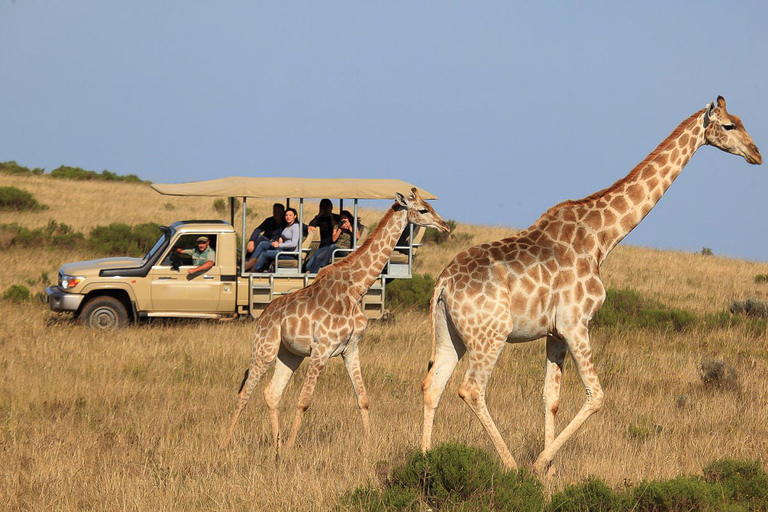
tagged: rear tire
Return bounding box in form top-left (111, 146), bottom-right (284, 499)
top-left (80, 296), bottom-right (128, 330)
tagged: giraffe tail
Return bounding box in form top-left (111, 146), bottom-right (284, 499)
top-left (427, 276), bottom-right (447, 372)
top-left (237, 368), bottom-right (250, 395)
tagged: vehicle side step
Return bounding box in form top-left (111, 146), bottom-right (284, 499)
top-left (142, 312), bottom-right (225, 319)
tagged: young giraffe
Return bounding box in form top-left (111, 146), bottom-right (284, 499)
top-left (224, 188), bottom-right (449, 450)
top-left (421, 96), bottom-right (762, 475)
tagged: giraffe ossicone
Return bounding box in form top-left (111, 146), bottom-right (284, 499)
top-left (223, 188), bottom-right (449, 451)
top-left (421, 96), bottom-right (761, 475)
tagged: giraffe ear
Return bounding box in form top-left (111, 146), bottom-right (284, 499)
top-left (410, 187), bottom-right (421, 201)
top-left (395, 192), bottom-right (409, 208)
top-left (704, 101), bottom-right (715, 128)
top-left (717, 95), bottom-right (726, 109)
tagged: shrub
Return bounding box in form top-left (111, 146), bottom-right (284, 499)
top-left (703, 458), bottom-right (768, 509)
top-left (630, 475), bottom-right (716, 511)
top-left (0, 161), bottom-right (45, 176)
top-left (699, 359), bottom-right (739, 391)
top-left (547, 476), bottom-right (627, 511)
top-left (0, 187), bottom-right (48, 212)
top-left (386, 274), bottom-right (435, 312)
top-left (1, 220), bottom-right (84, 249)
top-left (422, 219), bottom-right (456, 245)
top-left (701, 247), bottom-right (713, 256)
top-left (213, 198), bottom-right (256, 217)
top-left (339, 443), bottom-right (543, 511)
top-left (88, 222), bottom-right (160, 257)
top-left (50, 165), bottom-right (148, 184)
top-left (729, 298), bottom-right (768, 318)
top-left (592, 288), bottom-right (697, 332)
top-left (3, 285), bottom-right (31, 303)
top-left (754, 274), bottom-right (768, 284)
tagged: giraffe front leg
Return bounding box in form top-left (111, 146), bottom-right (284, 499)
top-left (533, 327), bottom-right (604, 475)
top-left (341, 341), bottom-right (371, 442)
top-left (285, 346), bottom-right (333, 449)
top-left (263, 345), bottom-right (304, 455)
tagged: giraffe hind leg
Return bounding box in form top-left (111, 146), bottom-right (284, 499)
top-left (222, 325), bottom-right (281, 449)
top-left (422, 302), bottom-right (465, 453)
top-left (458, 333), bottom-right (517, 469)
top-left (263, 345), bottom-right (304, 454)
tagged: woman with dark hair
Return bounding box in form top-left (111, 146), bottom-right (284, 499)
top-left (252, 208), bottom-right (300, 272)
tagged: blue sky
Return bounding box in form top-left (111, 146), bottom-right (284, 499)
top-left (2, 2), bottom-right (767, 261)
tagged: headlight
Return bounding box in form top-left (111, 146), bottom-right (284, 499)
top-left (60, 275), bottom-right (85, 290)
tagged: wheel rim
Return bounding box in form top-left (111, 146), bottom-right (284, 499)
top-left (91, 307), bottom-right (118, 329)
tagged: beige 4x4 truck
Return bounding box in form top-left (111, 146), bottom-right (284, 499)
top-left (46, 177), bottom-right (438, 329)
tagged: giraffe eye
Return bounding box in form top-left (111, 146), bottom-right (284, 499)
top-left (417, 208), bottom-right (429, 214)
top-left (723, 124), bottom-right (736, 131)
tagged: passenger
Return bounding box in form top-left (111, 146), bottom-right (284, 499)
top-left (245, 203), bottom-right (286, 259)
top-left (175, 236), bottom-right (216, 274)
top-left (305, 210), bottom-right (359, 274)
top-left (307, 198), bottom-right (340, 250)
top-left (251, 208), bottom-right (300, 272)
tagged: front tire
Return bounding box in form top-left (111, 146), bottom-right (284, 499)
top-left (80, 296), bottom-right (128, 330)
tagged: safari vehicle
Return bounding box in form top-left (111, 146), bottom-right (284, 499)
top-left (45, 177), bottom-right (437, 329)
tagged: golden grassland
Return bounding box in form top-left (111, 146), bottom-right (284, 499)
top-left (2, 175), bottom-right (768, 510)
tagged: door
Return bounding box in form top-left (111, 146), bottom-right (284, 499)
top-left (150, 234), bottom-right (223, 312)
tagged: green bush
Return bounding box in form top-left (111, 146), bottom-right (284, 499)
top-left (703, 458), bottom-right (768, 509)
top-left (630, 475), bottom-right (716, 511)
top-left (340, 443), bottom-right (544, 511)
top-left (338, 450), bottom-right (768, 511)
top-left (0, 187), bottom-right (48, 212)
top-left (88, 222), bottom-right (160, 257)
top-left (592, 288), bottom-right (697, 332)
top-left (3, 285), bottom-right (31, 303)
top-left (0, 161), bottom-right (45, 176)
top-left (705, 310), bottom-right (768, 337)
top-left (50, 165), bottom-right (147, 184)
top-left (754, 274), bottom-right (768, 284)
top-left (213, 198), bottom-right (256, 217)
top-left (1, 220), bottom-right (84, 249)
top-left (423, 219), bottom-right (456, 245)
top-left (701, 247), bottom-right (713, 256)
top-left (547, 476), bottom-right (627, 511)
top-left (386, 274), bottom-right (435, 312)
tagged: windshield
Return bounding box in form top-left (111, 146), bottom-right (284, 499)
top-left (143, 232), bottom-right (168, 262)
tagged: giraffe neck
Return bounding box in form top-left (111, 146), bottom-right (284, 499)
top-left (532, 108), bottom-right (708, 265)
top-left (336, 205), bottom-right (408, 298)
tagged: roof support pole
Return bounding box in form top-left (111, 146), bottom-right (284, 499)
top-left (240, 197), bottom-right (248, 276)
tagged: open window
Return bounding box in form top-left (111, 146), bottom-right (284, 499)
top-left (161, 234), bottom-right (218, 267)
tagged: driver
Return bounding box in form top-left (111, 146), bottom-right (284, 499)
top-left (176, 236), bottom-right (215, 274)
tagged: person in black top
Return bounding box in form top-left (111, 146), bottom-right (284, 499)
top-left (307, 198), bottom-right (340, 249)
top-left (246, 203), bottom-right (286, 259)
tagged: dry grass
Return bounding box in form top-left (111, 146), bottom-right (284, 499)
top-left (2, 176), bottom-right (768, 510)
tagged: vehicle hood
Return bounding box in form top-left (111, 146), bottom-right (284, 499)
top-left (60, 257), bottom-right (145, 276)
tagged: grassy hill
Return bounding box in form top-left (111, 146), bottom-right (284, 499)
top-left (1, 173), bottom-right (767, 509)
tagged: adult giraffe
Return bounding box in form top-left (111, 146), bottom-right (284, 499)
top-left (421, 96), bottom-right (761, 475)
top-left (224, 189), bottom-right (449, 451)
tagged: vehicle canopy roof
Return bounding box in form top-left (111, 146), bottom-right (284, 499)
top-left (151, 176), bottom-right (437, 200)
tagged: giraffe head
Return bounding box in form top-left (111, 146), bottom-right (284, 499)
top-left (703, 96), bottom-right (762, 165)
top-left (395, 188), bottom-right (451, 232)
